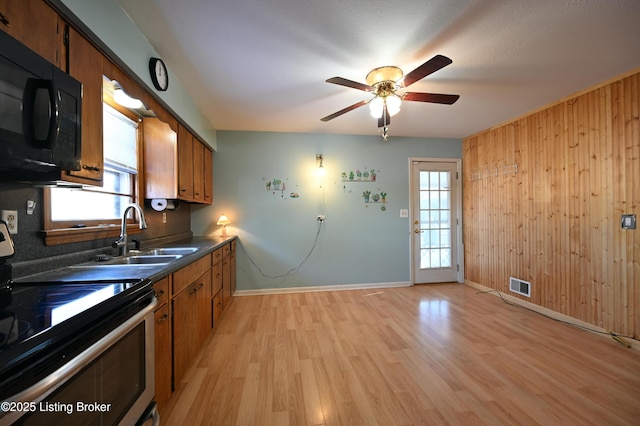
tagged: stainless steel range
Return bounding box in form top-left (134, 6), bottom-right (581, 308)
top-left (0, 221), bottom-right (158, 425)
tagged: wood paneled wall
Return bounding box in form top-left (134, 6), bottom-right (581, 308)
top-left (463, 70), bottom-right (640, 339)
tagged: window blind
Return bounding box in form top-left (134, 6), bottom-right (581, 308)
top-left (103, 104), bottom-right (138, 174)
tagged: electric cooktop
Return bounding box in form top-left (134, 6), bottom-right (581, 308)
top-left (0, 278), bottom-right (153, 399)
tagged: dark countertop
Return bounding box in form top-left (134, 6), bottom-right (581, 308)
top-left (14, 236), bottom-right (237, 284)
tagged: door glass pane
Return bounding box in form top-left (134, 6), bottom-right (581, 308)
top-left (419, 170), bottom-right (452, 269)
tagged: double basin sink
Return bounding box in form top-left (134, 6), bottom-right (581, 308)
top-left (72, 247), bottom-right (199, 268)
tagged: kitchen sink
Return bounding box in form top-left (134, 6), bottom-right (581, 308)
top-left (143, 247), bottom-right (199, 256)
top-left (70, 254), bottom-right (182, 268)
top-left (111, 255), bottom-right (181, 265)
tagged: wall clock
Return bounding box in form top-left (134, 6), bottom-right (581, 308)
top-left (149, 57), bottom-right (168, 91)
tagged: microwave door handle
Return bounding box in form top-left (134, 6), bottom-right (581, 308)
top-left (22, 78), bottom-right (60, 149)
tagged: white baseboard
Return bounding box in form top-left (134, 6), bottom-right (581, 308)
top-left (464, 279), bottom-right (640, 351)
top-left (234, 281), bottom-right (411, 296)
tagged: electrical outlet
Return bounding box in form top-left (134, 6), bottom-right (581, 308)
top-left (317, 214), bottom-right (325, 222)
top-left (2, 210), bottom-right (18, 234)
top-left (162, 212), bottom-right (167, 224)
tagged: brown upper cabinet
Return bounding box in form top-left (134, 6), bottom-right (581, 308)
top-left (177, 124), bottom-right (213, 204)
top-left (0, 0), bottom-right (62, 66)
top-left (143, 118), bottom-right (178, 199)
top-left (144, 121), bottom-right (212, 205)
top-left (64, 26), bottom-right (104, 185)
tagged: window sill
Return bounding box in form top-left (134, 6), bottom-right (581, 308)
top-left (43, 224), bottom-right (143, 246)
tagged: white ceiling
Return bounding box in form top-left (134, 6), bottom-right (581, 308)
top-left (120, 0), bottom-right (640, 140)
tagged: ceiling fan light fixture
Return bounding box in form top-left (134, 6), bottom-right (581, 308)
top-left (386, 94), bottom-right (401, 116)
top-left (369, 96), bottom-right (384, 118)
top-left (365, 65), bottom-right (403, 86)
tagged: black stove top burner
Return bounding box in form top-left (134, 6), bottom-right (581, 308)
top-left (0, 279), bottom-right (145, 349)
top-left (0, 278), bottom-right (153, 399)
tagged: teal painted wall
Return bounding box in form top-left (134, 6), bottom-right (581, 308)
top-left (59, 0), bottom-right (217, 149)
top-left (192, 131), bottom-right (462, 290)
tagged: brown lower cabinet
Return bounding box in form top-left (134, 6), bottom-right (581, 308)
top-left (172, 254), bottom-right (212, 387)
top-left (153, 277), bottom-right (172, 413)
top-left (155, 241), bottom-right (237, 413)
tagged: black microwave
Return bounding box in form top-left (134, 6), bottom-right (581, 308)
top-left (0, 29), bottom-right (82, 175)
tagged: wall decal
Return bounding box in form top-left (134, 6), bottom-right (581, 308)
top-left (342, 167), bottom-right (378, 181)
top-left (263, 177), bottom-right (300, 199)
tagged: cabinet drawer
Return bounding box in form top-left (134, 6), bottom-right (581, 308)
top-left (212, 247), bottom-right (223, 264)
top-left (222, 243), bottom-right (231, 257)
top-left (212, 261), bottom-right (222, 295)
top-left (153, 277), bottom-right (169, 307)
top-left (172, 254), bottom-right (212, 295)
top-left (212, 290), bottom-right (223, 328)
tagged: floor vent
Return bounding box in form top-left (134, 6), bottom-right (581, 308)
top-left (509, 277), bottom-right (531, 297)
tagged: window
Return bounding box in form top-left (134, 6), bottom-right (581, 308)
top-left (44, 100), bottom-right (141, 244)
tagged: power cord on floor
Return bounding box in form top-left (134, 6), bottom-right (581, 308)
top-left (476, 289), bottom-right (635, 348)
top-left (238, 221), bottom-right (323, 280)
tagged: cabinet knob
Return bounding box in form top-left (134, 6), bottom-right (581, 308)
top-left (157, 313), bottom-right (168, 323)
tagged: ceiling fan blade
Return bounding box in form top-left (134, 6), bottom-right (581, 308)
top-left (326, 77), bottom-right (374, 92)
top-left (377, 104), bottom-right (391, 128)
top-left (403, 92), bottom-right (460, 104)
top-left (321, 100), bottom-right (368, 122)
top-left (400, 55), bottom-right (453, 88)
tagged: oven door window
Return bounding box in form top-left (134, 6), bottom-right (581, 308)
top-left (18, 323), bottom-right (146, 425)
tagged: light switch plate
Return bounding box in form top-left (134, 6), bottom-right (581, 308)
top-left (621, 214), bottom-right (636, 230)
top-left (400, 209), bottom-right (409, 218)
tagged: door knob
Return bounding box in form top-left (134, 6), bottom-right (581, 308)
top-left (414, 229), bottom-right (420, 233)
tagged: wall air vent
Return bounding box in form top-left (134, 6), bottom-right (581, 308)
top-left (509, 277), bottom-right (531, 297)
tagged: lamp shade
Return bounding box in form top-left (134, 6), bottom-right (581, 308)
top-left (369, 96), bottom-right (384, 118)
top-left (216, 214), bottom-right (231, 226)
top-left (386, 95), bottom-right (401, 116)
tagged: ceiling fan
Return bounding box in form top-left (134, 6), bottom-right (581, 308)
top-left (321, 54), bottom-right (460, 140)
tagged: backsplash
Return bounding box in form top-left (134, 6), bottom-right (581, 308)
top-left (0, 182), bottom-right (192, 278)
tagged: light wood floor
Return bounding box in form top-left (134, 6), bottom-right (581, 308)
top-left (161, 284), bottom-right (640, 425)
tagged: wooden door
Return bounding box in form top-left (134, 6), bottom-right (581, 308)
top-left (0, 0), bottom-right (61, 66)
top-left (65, 27), bottom-right (104, 184)
top-left (196, 270), bottom-right (212, 344)
top-left (222, 251), bottom-right (231, 308)
top-left (177, 125), bottom-right (194, 200)
top-left (143, 118), bottom-right (178, 199)
top-left (193, 140), bottom-right (204, 202)
top-left (154, 303), bottom-right (171, 412)
top-left (172, 282), bottom-right (198, 386)
top-left (203, 146), bottom-right (213, 204)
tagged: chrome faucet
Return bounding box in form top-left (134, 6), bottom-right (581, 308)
top-left (112, 203), bottom-right (148, 256)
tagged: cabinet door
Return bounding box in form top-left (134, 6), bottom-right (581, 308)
top-left (154, 302), bottom-right (172, 413)
top-left (230, 243), bottom-right (236, 296)
top-left (196, 270), bottom-right (212, 345)
top-left (203, 145), bottom-right (213, 204)
top-left (222, 252), bottom-right (231, 309)
top-left (193, 140), bottom-right (204, 202)
top-left (212, 290), bottom-right (223, 329)
top-left (143, 118), bottom-right (178, 199)
top-left (172, 283), bottom-right (198, 386)
top-left (177, 124), bottom-right (194, 200)
top-left (65, 27), bottom-right (104, 184)
top-left (0, 0), bottom-right (61, 66)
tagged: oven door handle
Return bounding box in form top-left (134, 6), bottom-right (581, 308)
top-left (5, 297), bottom-right (157, 407)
